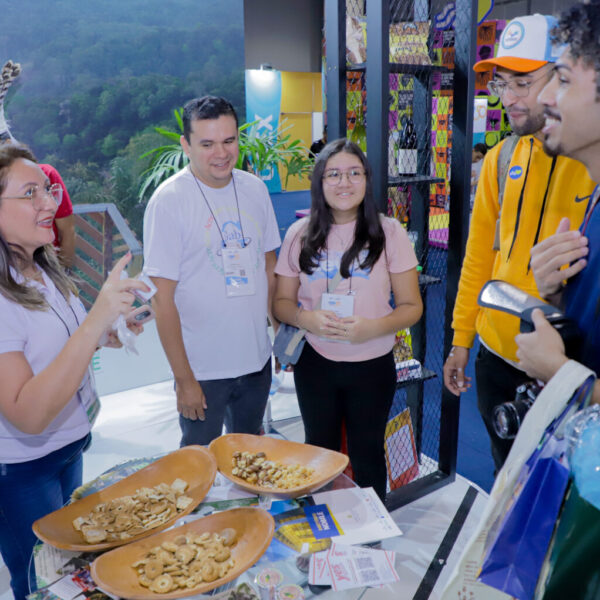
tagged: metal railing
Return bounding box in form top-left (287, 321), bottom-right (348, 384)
top-left (72, 203), bottom-right (142, 309)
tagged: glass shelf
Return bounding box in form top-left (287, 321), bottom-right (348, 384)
top-left (396, 367), bottom-right (437, 389)
top-left (418, 273), bottom-right (442, 287)
top-left (388, 175), bottom-right (445, 186)
top-left (347, 63), bottom-right (451, 75)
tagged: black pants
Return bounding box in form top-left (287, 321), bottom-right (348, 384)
top-left (475, 345), bottom-right (532, 471)
top-left (293, 343), bottom-right (396, 501)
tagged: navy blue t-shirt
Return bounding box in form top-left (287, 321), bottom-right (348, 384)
top-left (564, 186), bottom-right (600, 375)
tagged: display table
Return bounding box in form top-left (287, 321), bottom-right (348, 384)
top-left (30, 465), bottom-right (485, 600)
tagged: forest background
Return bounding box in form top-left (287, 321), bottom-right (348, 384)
top-left (1, 0), bottom-right (244, 237)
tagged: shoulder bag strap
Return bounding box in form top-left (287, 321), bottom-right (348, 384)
top-left (493, 134), bottom-right (520, 251)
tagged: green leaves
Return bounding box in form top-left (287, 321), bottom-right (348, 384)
top-left (138, 108), bottom-right (189, 201)
top-left (138, 110), bottom-right (313, 200)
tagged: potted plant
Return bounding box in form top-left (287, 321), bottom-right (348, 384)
top-left (138, 109), bottom-right (313, 201)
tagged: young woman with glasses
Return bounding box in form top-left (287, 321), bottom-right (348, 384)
top-left (274, 138), bottom-right (422, 501)
top-left (0, 143), bottom-right (149, 600)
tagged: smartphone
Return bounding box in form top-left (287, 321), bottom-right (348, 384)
top-left (126, 305), bottom-right (155, 326)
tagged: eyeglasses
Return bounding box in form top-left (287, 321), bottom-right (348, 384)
top-left (487, 71), bottom-right (552, 98)
top-left (1, 183), bottom-right (63, 209)
top-left (323, 168), bottom-right (366, 186)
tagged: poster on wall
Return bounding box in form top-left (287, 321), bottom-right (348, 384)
top-left (245, 69), bottom-right (283, 193)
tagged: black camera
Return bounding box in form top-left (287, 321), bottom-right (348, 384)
top-left (478, 280), bottom-right (583, 439)
top-left (493, 380), bottom-right (543, 439)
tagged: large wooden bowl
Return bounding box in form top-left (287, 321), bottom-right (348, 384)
top-left (33, 446), bottom-right (217, 552)
top-left (91, 507), bottom-right (274, 600)
top-left (208, 434), bottom-right (349, 498)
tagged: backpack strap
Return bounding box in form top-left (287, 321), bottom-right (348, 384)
top-left (493, 134), bottom-right (520, 251)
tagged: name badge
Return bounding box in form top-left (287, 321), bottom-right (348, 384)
top-left (222, 246), bottom-right (256, 297)
top-left (78, 367), bottom-right (101, 426)
top-left (321, 293), bottom-right (354, 318)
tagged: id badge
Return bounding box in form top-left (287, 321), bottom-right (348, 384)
top-left (78, 367), bottom-right (101, 426)
top-left (321, 293), bottom-right (354, 318)
top-left (222, 246), bottom-right (256, 297)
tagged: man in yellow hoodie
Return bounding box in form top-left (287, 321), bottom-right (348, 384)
top-left (516, 1), bottom-right (600, 402)
top-left (443, 14), bottom-right (596, 471)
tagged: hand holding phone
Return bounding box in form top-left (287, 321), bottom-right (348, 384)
top-left (126, 305), bottom-right (155, 326)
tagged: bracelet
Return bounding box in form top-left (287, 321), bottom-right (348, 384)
top-left (295, 306), bottom-right (304, 328)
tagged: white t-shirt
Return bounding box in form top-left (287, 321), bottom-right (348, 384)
top-left (0, 269), bottom-right (92, 463)
top-left (143, 167), bottom-right (281, 380)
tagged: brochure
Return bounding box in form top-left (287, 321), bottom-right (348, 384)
top-left (309, 544), bottom-right (399, 591)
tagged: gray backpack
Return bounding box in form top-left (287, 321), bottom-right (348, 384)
top-left (493, 134), bottom-right (520, 251)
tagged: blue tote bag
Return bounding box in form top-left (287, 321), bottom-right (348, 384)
top-left (477, 376), bottom-right (595, 600)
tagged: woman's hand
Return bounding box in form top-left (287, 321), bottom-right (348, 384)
top-left (298, 309), bottom-right (342, 337)
top-left (332, 315), bottom-right (372, 343)
top-left (100, 321), bottom-right (144, 349)
top-left (86, 253), bottom-right (150, 337)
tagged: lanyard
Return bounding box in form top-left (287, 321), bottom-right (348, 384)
top-left (581, 186), bottom-right (600, 236)
top-left (325, 243), bottom-right (354, 294)
top-left (48, 294), bottom-right (80, 337)
top-left (191, 170), bottom-right (247, 248)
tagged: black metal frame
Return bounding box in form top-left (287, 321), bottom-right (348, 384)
top-left (324, 0), bottom-right (477, 509)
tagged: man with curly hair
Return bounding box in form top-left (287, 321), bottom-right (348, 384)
top-left (443, 13), bottom-right (595, 471)
top-left (516, 1), bottom-right (600, 402)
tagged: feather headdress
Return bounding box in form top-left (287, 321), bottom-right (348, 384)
top-left (0, 60), bottom-right (21, 142)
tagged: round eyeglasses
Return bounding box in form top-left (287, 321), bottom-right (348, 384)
top-left (487, 70), bottom-right (552, 99)
top-left (322, 168), bottom-right (366, 186)
top-left (1, 183), bottom-right (63, 209)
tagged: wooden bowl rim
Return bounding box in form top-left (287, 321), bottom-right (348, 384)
top-left (208, 434), bottom-right (349, 498)
top-left (33, 445), bottom-right (217, 551)
top-left (90, 506), bottom-right (275, 600)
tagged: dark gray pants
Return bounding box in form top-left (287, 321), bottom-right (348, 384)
top-left (179, 358), bottom-right (271, 446)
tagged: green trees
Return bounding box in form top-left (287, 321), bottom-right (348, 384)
top-left (3, 0), bottom-right (245, 240)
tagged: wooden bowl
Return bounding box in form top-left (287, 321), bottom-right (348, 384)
top-left (90, 507), bottom-right (274, 600)
top-left (33, 446), bottom-right (217, 551)
top-left (208, 434), bottom-right (349, 498)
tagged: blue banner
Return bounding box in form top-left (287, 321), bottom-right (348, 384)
top-left (245, 69), bottom-right (282, 193)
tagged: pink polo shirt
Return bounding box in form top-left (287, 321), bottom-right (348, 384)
top-left (275, 216), bottom-right (418, 362)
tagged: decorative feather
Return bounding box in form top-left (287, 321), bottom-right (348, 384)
top-left (0, 60), bottom-right (22, 141)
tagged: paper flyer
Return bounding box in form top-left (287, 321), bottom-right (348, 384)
top-left (273, 507), bottom-right (332, 554)
top-left (304, 504), bottom-right (343, 540)
top-left (309, 544), bottom-right (399, 591)
top-left (311, 487), bottom-right (402, 546)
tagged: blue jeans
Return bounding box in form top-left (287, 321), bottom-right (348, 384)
top-left (0, 434), bottom-right (89, 600)
top-left (179, 359), bottom-right (271, 446)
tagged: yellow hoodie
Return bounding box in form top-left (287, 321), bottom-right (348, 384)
top-left (452, 135), bottom-right (596, 363)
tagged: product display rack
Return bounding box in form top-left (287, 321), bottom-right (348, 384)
top-left (325, 0), bottom-right (476, 510)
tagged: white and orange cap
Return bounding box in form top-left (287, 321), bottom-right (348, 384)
top-left (473, 14), bottom-right (564, 73)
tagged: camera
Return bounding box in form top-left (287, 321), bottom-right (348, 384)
top-left (493, 380), bottom-right (543, 440)
top-left (477, 280), bottom-right (583, 440)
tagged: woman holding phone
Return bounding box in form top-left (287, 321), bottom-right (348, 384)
top-left (0, 143), bottom-right (149, 600)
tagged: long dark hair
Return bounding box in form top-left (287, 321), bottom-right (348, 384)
top-left (0, 143), bottom-right (77, 309)
top-left (298, 138), bottom-right (385, 277)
